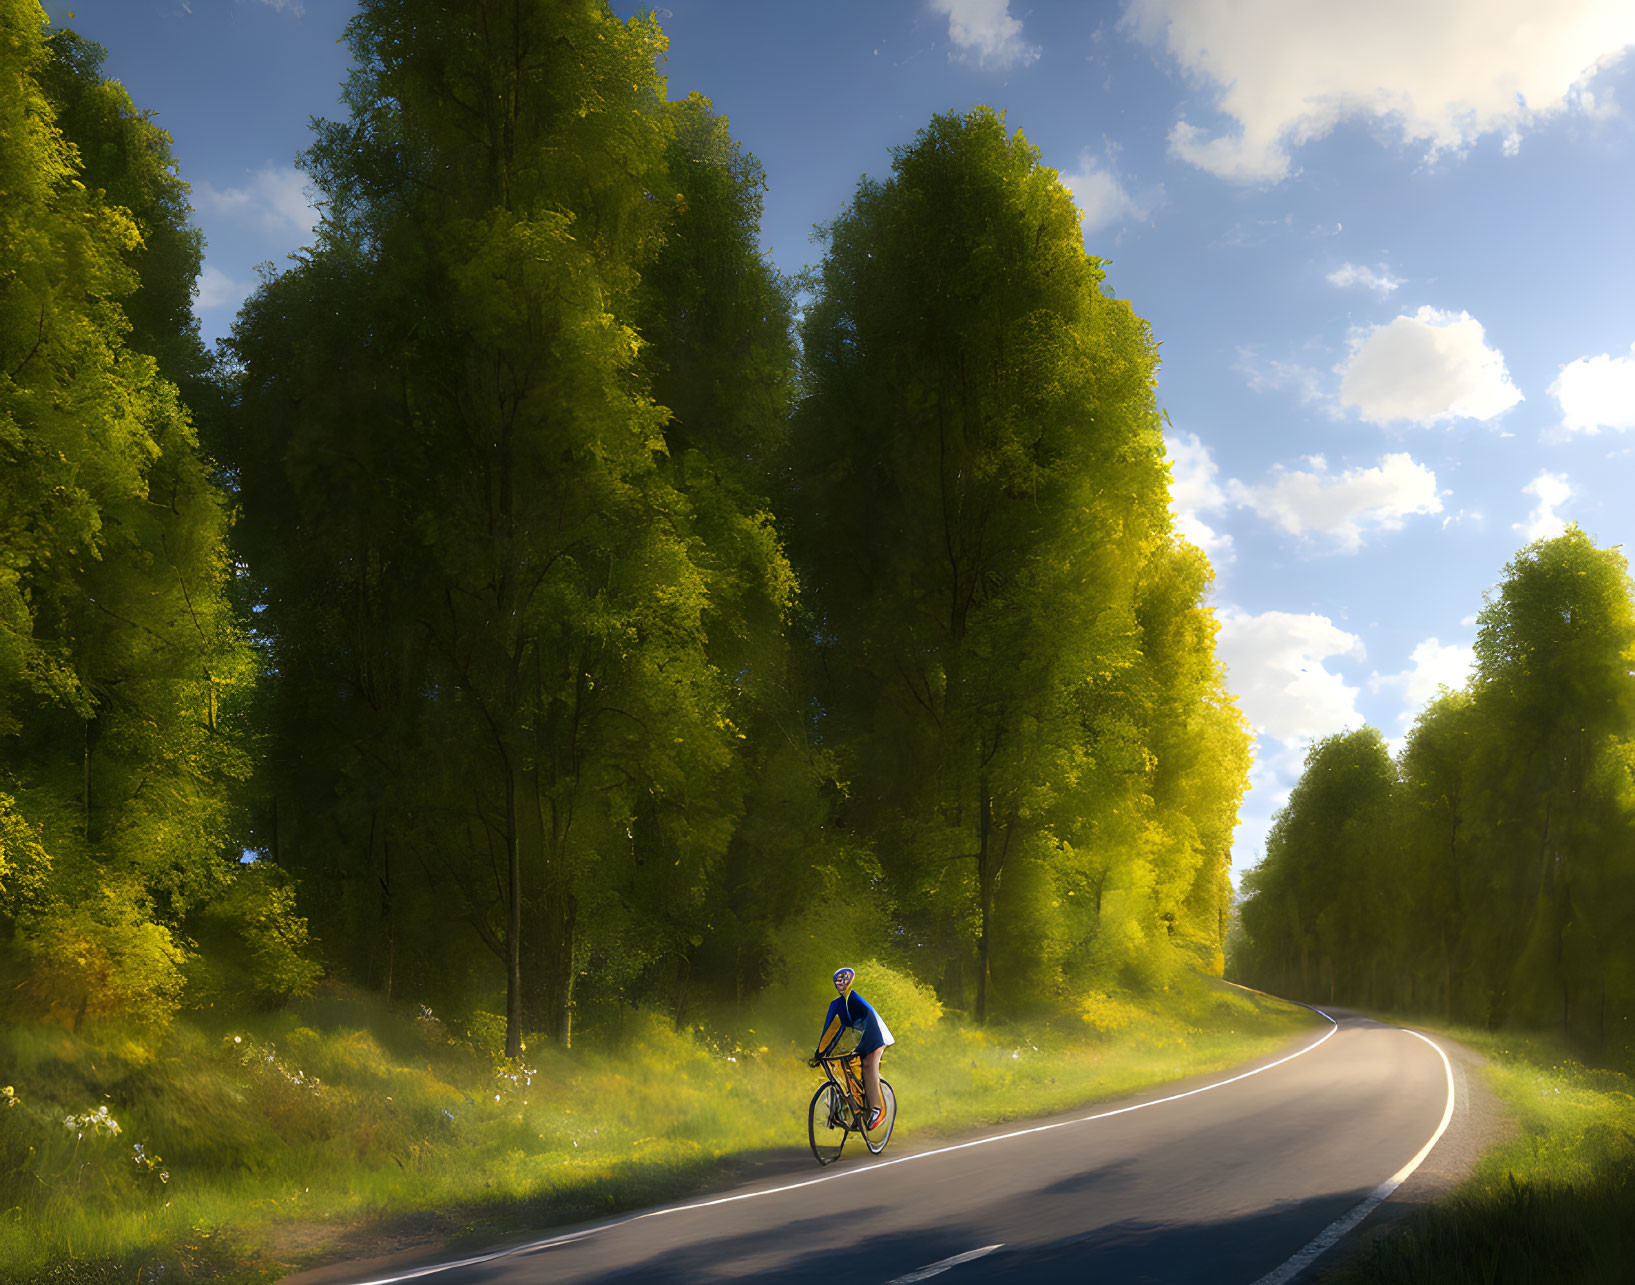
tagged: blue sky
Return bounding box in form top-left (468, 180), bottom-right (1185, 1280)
top-left (38, 0), bottom-right (1635, 883)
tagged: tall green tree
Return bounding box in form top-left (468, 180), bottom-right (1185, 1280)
top-left (225, 0), bottom-right (797, 1052)
top-left (1126, 540), bottom-right (1253, 976)
top-left (1392, 690), bottom-right (1479, 1016)
top-left (621, 92), bottom-right (854, 1017)
top-left (789, 108), bottom-right (1245, 1017)
top-left (1, 1), bottom-right (261, 1024)
top-left (36, 28), bottom-right (211, 400)
top-left (1463, 527), bottom-right (1635, 1033)
top-left (1238, 728), bottom-right (1395, 1003)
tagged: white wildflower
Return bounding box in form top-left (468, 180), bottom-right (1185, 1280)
top-left (64, 1105), bottom-right (122, 1138)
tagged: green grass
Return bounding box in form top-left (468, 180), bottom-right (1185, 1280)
top-left (0, 976), bottom-right (1316, 1284)
top-left (1321, 1026), bottom-right (1635, 1285)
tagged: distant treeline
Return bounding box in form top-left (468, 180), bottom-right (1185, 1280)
top-left (0, 0), bottom-right (1250, 1050)
top-left (1234, 529), bottom-right (1635, 1046)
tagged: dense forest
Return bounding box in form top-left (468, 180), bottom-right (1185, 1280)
top-left (1235, 528), bottom-right (1635, 1047)
top-left (0, 0), bottom-right (1252, 1057)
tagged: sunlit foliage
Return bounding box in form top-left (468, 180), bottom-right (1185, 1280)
top-left (0, 0), bottom-right (284, 1027)
top-left (788, 108), bottom-right (1249, 1018)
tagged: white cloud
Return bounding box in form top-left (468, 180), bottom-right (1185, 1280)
top-left (929, 0), bottom-right (1040, 70)
top-left (1549, 341), bottom-right (1635, 434)
top-left (1227, 452), bottom-right (1444, 552)
top-left (1215, 608), bottom-right (1374, 879)
top-left (1577, 85), bottom-right (1621, 119)
top-left (1122, 0), bottom-right (1635, 182)
top-left (1327, 262), bottom-right (1403, 295)
top-left (1370, 637), bottom-right (1475, 726)
top-left (1215, 608), bottom-right (1366, 743)
top-left (1059, 150), bottom-right (1152, 234)
top-left (1514, 469), bottom-right (1573, 540)
top-left (195, 163), bottom-right (319, 242)
top-left (1178, 436), bottom-right (1446, 553)
top-left (1163, 431), bottom-right (1233, 558)
top-left (1338, 306), bottom-right (1523, 426)
top-left (256, 0), bottom-right (306, 15)
top-left (1235, 349), bottom-right (1338, 415)
top-left (194, 264), bottom-right (252, 313)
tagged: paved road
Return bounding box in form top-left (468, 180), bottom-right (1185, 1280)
top-left (304, 1009), bottom-right (1483, 1285)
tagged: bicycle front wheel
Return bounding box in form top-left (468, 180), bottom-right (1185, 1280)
top-left (862, 1078), bottom-right (896, 1154)
top-left (808, 1081), bottom-right (847, 1166)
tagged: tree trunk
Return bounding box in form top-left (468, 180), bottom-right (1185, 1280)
top-left (974, 784), bottom-right (1016, 1025)
top-left (83, 718), bottom-right (92, 840)
top-left (545, 890), bottom-right (577, 1048)
top-left (382, 836), bottom-right (396, 1005)
top-left (975, 780), bottom-right (995, 1024)
top-left (504, 764), bottom-right (524, 1060)
top-left (672, 954), bottom-right (691, 1031)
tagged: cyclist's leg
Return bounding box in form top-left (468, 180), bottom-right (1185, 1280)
top-left (841, 1056), bottom-right (864, 1112)
top-left (861, 1045), bottom-right (884, 1112)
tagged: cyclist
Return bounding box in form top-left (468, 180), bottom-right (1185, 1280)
top-left (811, 965), bottom-right (893, 1129)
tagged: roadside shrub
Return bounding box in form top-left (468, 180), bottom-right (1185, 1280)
top-left (849, 959), bottom-right (944, 1038)
top-left (13, 876), bottom-right (188, 1028)
top-left (1078, 990), bottom-right (1148, 1037)
top-left (185, 863), bottom-right (322, 1008)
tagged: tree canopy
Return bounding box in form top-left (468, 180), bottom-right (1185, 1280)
top-left (788, 108), bottom-right (1249, 1018)
top-left (1235, 527), bottom-right (1635, 1044)
top-left (0, 0), bottom-right (279, 1026)
top-left (5, 1), bottom-right (1251, 1053)
top-left (222, 0), bottom-right (808, 1055)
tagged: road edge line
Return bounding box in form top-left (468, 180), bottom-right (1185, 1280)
top-left (884, 1243), bottom-right (1005, 1283)
top-left (1248, 1025), bottom-right (1457, 1285)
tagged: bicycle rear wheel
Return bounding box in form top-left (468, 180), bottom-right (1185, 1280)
top-left (862, 1078), bottom-right (896, 1154)
top-left (808, 1081), bottom-right (847, 1166)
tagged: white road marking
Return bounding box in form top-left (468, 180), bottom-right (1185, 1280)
top-left (884, 1244), bottom-right (1005, 1283)
top-left (1249, 1025), bottom-right (1457, 1285)
top-left (340, 1012), bottom-right (1339, 1285)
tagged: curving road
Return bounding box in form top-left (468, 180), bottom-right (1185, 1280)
top-left (295, 1009), bottom-right (1494, 1285)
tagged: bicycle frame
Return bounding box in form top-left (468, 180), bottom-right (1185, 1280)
top-left (815, 1052), bottom-right (869, 1126)
top-left (808, 1049), bottom-right (895, 1165)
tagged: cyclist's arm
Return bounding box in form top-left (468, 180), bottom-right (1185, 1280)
top-left (815, 1001), bottom-right (845, 1057)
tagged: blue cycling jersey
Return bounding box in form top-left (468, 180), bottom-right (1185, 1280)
top-left (818, 990), bottom-right (895, 1058)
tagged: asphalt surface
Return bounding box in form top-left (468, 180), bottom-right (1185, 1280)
top-left (291, 1009), bottom-right (1503, 1285)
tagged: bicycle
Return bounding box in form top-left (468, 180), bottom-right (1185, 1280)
top-left (807, 1049), bottom-right (896, 1165)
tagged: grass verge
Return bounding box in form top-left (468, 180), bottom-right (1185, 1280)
top-left (1321, 1025), bottom-right (1635, 1285)
top-left (0, 976), bottom-right (1316, 1284)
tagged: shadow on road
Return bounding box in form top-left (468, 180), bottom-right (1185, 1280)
top-left (502, 1186), bottom-right (1376, 1283)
